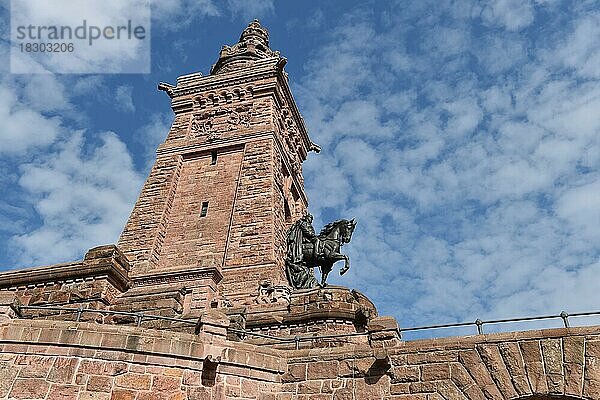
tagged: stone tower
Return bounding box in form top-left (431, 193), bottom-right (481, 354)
top-left (118, 20), bottom-right (319, 310)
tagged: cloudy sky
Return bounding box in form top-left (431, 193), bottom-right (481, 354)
top-left (0, 0), bottom-right (598, 337)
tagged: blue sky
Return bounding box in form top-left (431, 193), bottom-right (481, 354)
top-left (0, 0), bottom-right (599, 335)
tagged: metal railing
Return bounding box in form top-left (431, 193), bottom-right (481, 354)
top-left (401, 310), bottom-right (599, 335)
top-left (13, 304), bottom-right (600, 349)
top-left (16, 305), bottom-right (198, 327)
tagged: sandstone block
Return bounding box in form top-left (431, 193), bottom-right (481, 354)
top-left (47, 384), bottom-right (80, 400)
top-left (9, 378), bottom-right (50, 399)
top-left (0, 361), bottom-right (19, 397)
top-left (563, 336), bottom-right (584, 364)
top-left (281, 364), bottom-right (306, 382)
top-left (78, 391), bottom-right (111, 400)
top-left (182, 370), bottom-right (202, 386)
top-left (241, 378), bottom-right (260, 398)
top-left (389, 366), bottom-right (420, 383)
top-left (115, 373), bottom-right (151, 390)
top-left (187, 386), bottom-right (212, 400)
top-left (421, 363), bottom-right (450, 381)
top-left (17, 355), bottom-right (54, 378)
top-left (87, 375), bottom-right (113, 392)
top-left (307, 360), bottom-right (338, 379)
top-left (109, 388), bottom-right (136, 400)
top-left (564, 362), bottom-right (584, 396)
top-left (297, 380), bottom-right (321, 394)
top-left (520, 340), bottom-right (549, 394)
top-left (586, 340), bottom-right (600, 358)
top-left (152, 375), bottom-right (181, 391)
top-left (48, 357), bottom-right (79, 384)
top-left (477, 344), bottom-right (517, 399)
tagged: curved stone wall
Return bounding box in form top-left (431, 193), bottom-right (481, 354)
top-left (282, 327), bottom-right (600, 400)
top-left (2, 312), bottom-right (600, 399)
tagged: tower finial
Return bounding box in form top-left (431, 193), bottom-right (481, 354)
top-left (210, 20), bottom-right (280, 75)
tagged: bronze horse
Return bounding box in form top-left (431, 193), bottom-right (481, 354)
top-left (303, 219), bottom-right (357, 287)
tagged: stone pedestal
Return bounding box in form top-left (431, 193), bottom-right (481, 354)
top-left (239, 286), bottom-right (384, 348)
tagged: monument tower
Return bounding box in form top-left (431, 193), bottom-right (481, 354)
top-left (0, 20), bottom-right (598, 400)
top-left (118, 20), bottom-right (317, 309)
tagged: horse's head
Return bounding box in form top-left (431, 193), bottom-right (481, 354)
top-left (319, 218), bottom-right (357, 243)
top-left (341, 218), bottom-right (357, 244)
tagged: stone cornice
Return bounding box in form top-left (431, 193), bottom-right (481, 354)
top-left (0, 245), bottom-right (131, 292)
top-left (169, 57), bottom-right (283, 98)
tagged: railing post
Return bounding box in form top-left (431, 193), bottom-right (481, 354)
top-left (0, 292), bottom-right (21, 322)
top-left (475, 319), bottom-right (483, 334)
top-left (560, 311), bottom-right (570, 328)
top-left (136, 313), bottom-right (144, 327)
top-left (75, 307), bottom-right (84, 322)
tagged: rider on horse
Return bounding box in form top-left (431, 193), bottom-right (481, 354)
top-left (285, 213), bottom-right (356, 290)
top-left (285, 213), bottom-right (320, 289)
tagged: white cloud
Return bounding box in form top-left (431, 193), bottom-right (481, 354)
top-left (552, 12), bottom-right (600, 79)
top-left (225, 0), bottom-right (273, 21)
top-left (299, 2), bottom-right (600, 327)
top-left (0, 81), bottom-right (65, 155)
top-left (151, 0), bottom-right (220, 29)
top-left (12, 131), bottom-right (143, 267)
top-left (115, 85), bottom-right (135, 113)
top-left (135, 111), bottom-right (173, 168)
top-left (555, 179), bottom-right (600, 242)
top-left (479, 0), bottom-right (535, 31)
top-left (11, 0), bottom-right (151, 73)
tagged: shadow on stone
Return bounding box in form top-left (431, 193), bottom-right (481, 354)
top-left (364, 358), bottom-right (391, 384)
top-left (201, 356), bottom-right (219, 387)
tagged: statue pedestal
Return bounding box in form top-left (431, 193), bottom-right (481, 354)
top-left (240, 286), bottom-right (393, 348)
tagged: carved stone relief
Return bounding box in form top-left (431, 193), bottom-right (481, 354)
top-left (254, 280), bottom-right (291, 305)
top-left (189, 104), bottom-right (254, 140)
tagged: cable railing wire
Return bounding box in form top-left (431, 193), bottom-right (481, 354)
top-left (13, 305), bottom-right (600, 348)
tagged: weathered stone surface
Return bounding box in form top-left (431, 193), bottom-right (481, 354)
top-left (458, 349), bottom-right (503, 399)
top-left (541, 338), bottom-right (563, 393)
top-left (16, 355), bottom-right (54, 378)
top-left (477, 344), bottom-right (517, 399)
top-left (421, 363), bottom-right (450, 381)
top-left (520, 340), bottom-right (549, 394)
top-left (48, 357), bottom-right (79, 384)
top-left (497, 342), bottom-right (531, 395)
top-left (47, 384), bottom-right (80, 400)
top-left (9, 378), bottom-right (50, 399)
top-left (110, 388), bottom-right (136, 400)
top-left (114, 373), bottom-right (151, 390)
top-left (87, 375), bottom-right (113, 392)
top-left (338, 357), bottom-right (376, 377)
top-left (78, 393), bottom-right (111, 400)
top-left (0, 361), bottom-right (19, 397)
top-left (152, 375), bottom-right (181, 391)
top-left (564, 336), bottom-right (585, 364)
top-left (307, 361), bottom-right (338, 379)
top-left (282, 363), bottom-right (306, 382)
top-left (450, 363), bottom-right (486, 400)
top-left (389, 365), bottom-right (420, 383)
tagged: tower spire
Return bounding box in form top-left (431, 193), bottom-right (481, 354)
top-left (210, 19), bottom-right (281, 75)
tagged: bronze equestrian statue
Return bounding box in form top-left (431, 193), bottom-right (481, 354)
top-left (285, 213), bottom-right (356, 289)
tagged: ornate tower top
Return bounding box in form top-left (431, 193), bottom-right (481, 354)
top-left (211, 19), bottom-right (281, 75)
